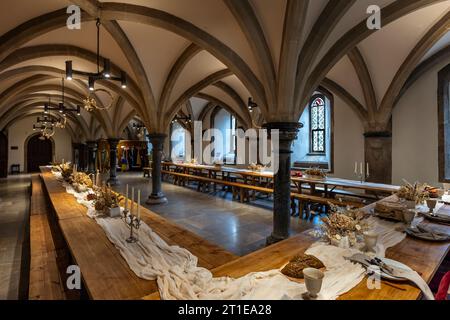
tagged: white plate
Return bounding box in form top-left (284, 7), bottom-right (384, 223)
top-left (372, 258), bottom-right (414, 281)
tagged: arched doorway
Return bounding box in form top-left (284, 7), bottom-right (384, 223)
top-left (0, 132), bottom-right (7, 178)
top-left (26, 134), bottom-right (53, 173)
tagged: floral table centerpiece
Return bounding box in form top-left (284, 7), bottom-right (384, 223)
top-left (93, 184), bottom-right (124, 217)
top-left (320, 204), bottom-right (367, 248)
top-left (396, 180), bottom-right (430, 209)
top-left (304, 168), bottom-right (327, 180)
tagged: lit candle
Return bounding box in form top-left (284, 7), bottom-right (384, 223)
top-left (131, 187), bottom-right (135, 216)
top-left (96, 170), bottom-right (100, 187)
top-left (137, 190), bottom-right (141, 220)
top-left (125, 184), bottom-right (129, 212)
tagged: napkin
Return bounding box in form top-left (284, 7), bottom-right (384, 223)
top-left (346, 253), bottom-right (435, 300)
top-left (407, 225), bottom-right (450, 241)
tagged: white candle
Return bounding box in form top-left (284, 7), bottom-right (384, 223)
top-left (125, 184), bottom-right (129, 211)
top-left (360, 162), bottom-right (363, 175)
top-left (62, 159), bottom-right (65, 165)
top-left (137, 190), bottom-right (141, 220)
top-left (131, 187), bottom-right (135, 215)
top-left (354, 162), bottom-right (358, 175)
top-left (366, 162), bottom-right (370, 176)
top-left (96, 170), bottom-right (100, 187)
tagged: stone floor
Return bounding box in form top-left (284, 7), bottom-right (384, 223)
top-left (113, 172), bottom-right (322, 256)
top-left (0, 174), bottom-right (30, 300)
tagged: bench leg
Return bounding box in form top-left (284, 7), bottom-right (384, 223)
top-left (291, 198), bottom-right (297, 216)
top-left (299, 200), bottom-right (305, 219)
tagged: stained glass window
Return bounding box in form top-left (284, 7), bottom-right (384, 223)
top-left (310, 96), bottom-right (326, 153)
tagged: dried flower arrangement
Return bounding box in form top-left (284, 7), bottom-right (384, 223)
top-left (248, 163), bottom-right (264, 171)
top-left (59, 163), bottom-right (73, 181)
top-left (320, 204), bottom-right (368, 247)
top-left (93, 184), bottom-right (122, 213)
top-left (70, 172), bottom-right (93, 192)
top-left (396, 180), bottom-right (430, 204)
top-left (304, 167), bottom-right (327, 178)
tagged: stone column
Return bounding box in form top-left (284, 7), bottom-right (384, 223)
top-left (86, 141), bottom-right (98, 174)
top-left (264, 122), bottom-right (301, 245)
top-left (107, 138), bottom-right (120, 186)
top-left (364, 131), bottom-right (392, 184)
top-left (146, 134), bottom-right (168, 205)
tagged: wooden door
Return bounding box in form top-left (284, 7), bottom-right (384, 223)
top-left (27, 135), bottom-right (52, 172)
top-left (0, 132), bottom-right (7, 178)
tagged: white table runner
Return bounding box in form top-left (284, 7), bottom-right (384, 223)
top-left (53, 172), bottom-right (431, 300)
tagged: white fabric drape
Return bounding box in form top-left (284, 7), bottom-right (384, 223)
top-left (53, 171), bottom-right (425, 300)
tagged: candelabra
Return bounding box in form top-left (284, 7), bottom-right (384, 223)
top-left (354, 162), bottom-right (370, 184)
top-left (121, 209), bottom-right (141, 243)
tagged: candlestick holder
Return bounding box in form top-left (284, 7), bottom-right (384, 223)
top-left (121, 209), bottom-right (141, 243)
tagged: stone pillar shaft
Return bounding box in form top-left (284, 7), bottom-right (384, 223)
top-left (86, 141), bottom-right (98, 174)
top-left (264, 122), bottom-right (301, 245)
top-left (146, 134), bottom-right (168, 205)
top-left (364, 131), bottom-right (392, 184)
top-left (107, 138), bottom-right (120, 185)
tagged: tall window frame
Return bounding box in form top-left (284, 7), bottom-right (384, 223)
top-left (309, 94), bottom-right (327, 155)
top-left (210, 106), bottom-right (237, 164)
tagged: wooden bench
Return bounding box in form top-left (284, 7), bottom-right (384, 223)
top-left (291, 193), bottom-right (364, 220)
top-left (161, 170), bottom-right (364, 214)
top-left (143, 167), bottom-right (151, 178)
top-left (29, 175), bottom-right (65, 300)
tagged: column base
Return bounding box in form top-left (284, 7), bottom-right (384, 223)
top-left (146, 193), bottom-right (168, 205)
top-left (107, 177), bottom-right (119, 186)
top-left (266, 233), bottom-right (289, 246)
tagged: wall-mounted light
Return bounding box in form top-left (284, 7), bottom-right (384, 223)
top-left (248, 97), bottom-right (258, 113)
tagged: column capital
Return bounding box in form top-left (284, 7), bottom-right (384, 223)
top-left (262, 122), bottom-right (302, 141)
top-left (146, 133), bottom-right (167, 141)
top-left (107, 138), bottom-right (121, 150)
top-left (86, 140), bottom-right (98, 146)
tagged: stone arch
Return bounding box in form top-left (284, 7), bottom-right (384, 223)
top-left (24, 132), bottom-right (55, 173)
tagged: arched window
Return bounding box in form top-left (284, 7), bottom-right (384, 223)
top-left (292, 90), bottom-right (334, 172)
top-left (310, 95), bottom-right (326, 154)
top-left (212, 107), bottom-right (237, 164)
top-left (170, 121), bottom-right (187, 162)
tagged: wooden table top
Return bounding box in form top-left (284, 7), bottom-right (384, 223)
top-left (40, 167), bottom-right (238, 300)
top-left (292, 176), bottom-right (400, 194)
top-left (144, 195), bottom-right (450, 300)
top-left (163, 162), bottom-right (400, 192)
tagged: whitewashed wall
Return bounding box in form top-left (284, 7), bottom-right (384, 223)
top-left (7, 116), bottom-right (73, 172)
top-left (392, 60), bottom-right (447, 187)
top-left (331, 95), bottom-right (366, 180)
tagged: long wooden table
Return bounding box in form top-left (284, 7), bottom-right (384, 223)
top-left (163, 162), bottom-right (399, 196)
top-left (39, 167), bottom-right (238, 300)
top-left (144, 196), bottom-right (450, 300)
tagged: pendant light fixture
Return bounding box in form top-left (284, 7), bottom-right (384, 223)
top-left (65, 18), bottom-right (127, 91)
top-left (44, 79), bottom-right (81, 116)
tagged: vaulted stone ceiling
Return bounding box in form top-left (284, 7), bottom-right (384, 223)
top-left (1, 0), bottom-right (450, 141)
